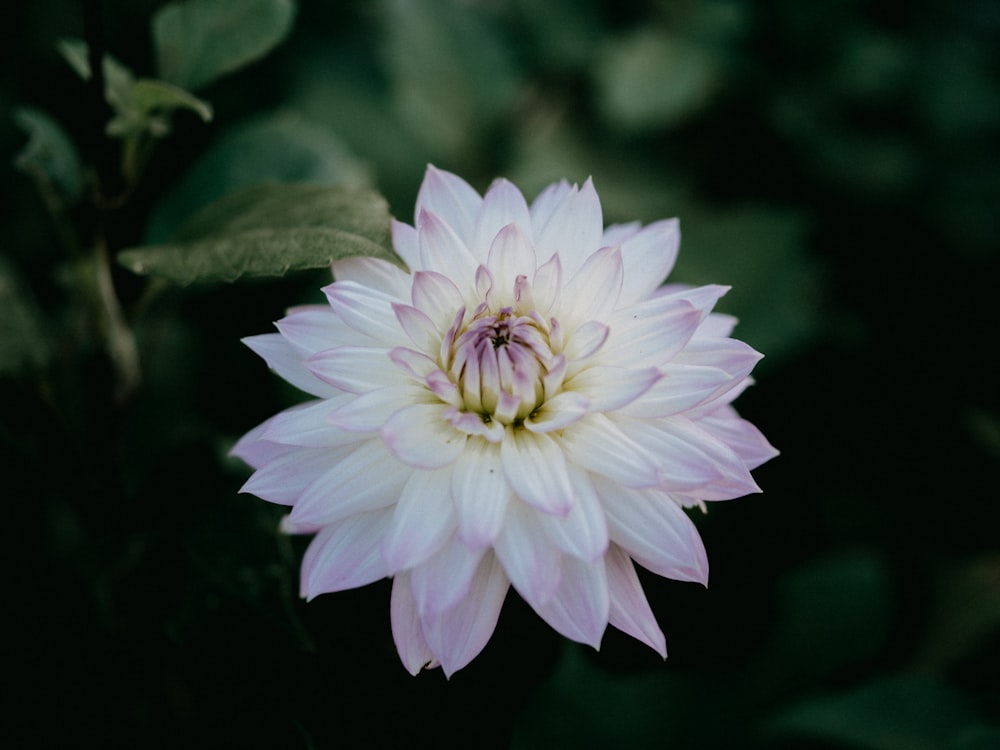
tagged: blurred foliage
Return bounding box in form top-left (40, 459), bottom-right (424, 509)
top-left (3, 0), bottom-right (998, 747)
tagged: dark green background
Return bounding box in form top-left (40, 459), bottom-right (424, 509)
top-left (3, 0), bottom-right (997, 747)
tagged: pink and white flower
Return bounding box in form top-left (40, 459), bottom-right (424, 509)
top-left (232, 166), bottom-right (777, 676)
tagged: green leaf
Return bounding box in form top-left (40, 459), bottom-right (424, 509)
top-left (594, 28), bottom-right (722, 132)
top-left (767, 551), bottom-right (892, 680)
top-left (118, 183), bottom-right (399, 284)
top-left (58, 38), bottom-right (211, 139)
top-left (766, 677), bottom-right (981, 750)
top-left (12, 106), bottom-right (83, 203)
top-left (0, 258), bottom-right (50, 376)
top-left (145, 110), bottom-right (370, 244)
top-left (153, 0), bottom-right (297, 91)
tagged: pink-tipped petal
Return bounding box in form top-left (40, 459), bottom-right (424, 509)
top-left (618, 218), bottom-right (680, 306)
top-left (494, 500), bottom-right (563, 607)
top-left (243, 334), bottom-right (338, 398)
top-left (537, 465), bottom-right (609, 562)
top-left (534, 178), bottom-right (603, 278)
top-left (451, 440), bottom-right (510, 549)
top-left (560, 413), bottom-right (661, 488)
top-left (596, 478), bottom-right (709, 585)
top-left (409, 538), bottom-right (486, 619)
top-left (331, 256), bottom-right (412, 299)
top-left (533, 555), bottom-right (609, 649)
top-left (411, 271), bottom-right (467, 331)
top-left (328, 384), bottom-right (431, 432)
top-left (418, 209), bottom-right (480, 283)
top-left (276, 306), bottom-right (371, 356)
top-left (416, 165), bottom-right (483, 247)
top-left (473, 179), bottom-right (531, 259)
top-left (564, 365), bottom-right (661, 412)
top-left (390, 572), bottom-right (439, 675)
top-left (422, 552), bottom-right (509, 678)
top-left (300, 509), bottom-right (393, 599)
top-left (605, 544), bottom-right (667, 658)
top-left (560, 246), bottom-right (624, 326)
top-left (306, 346), bottom-right (399, 394)
top-left (323, 281), bottom-right (408, 346)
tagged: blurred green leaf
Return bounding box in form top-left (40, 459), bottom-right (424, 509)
top-left (674, 206), bottom-right (820, 363)
top-left (153, 0), bottom-right (297, 91)
top-left (12, 106), bottom-right (83, 203)
top-left (118, 184), bottom-right (398, 284)
top-left (766, 676), bottom-right (981, 750)
top-left (145, 110), bottom-right (369, 243)
top-left (0, 258), bottom-right (49, 376)
top-left (58, 38), bottom-right (211, 139)
top-left (767, 551), bottom-right (891, 679)
top-left (511, 647), bottom-right (683, 749)
top-left (594, 28), bottom-right (721, 132)
top-left (380, 0), bottom-right (520, 159)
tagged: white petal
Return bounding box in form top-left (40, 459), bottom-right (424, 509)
top-left (605, 543), bottom-right (667, 657)
top-left (382, 404), bottom-right (467, 469)
top-left (261, 396), bottom-right (358, 447)
top-left (411, 271), bottom-right (466, 331)
top-left (564, 365), bottom-right (660, 411)
top-left (559, 246), bottom-right (623, 326)
top-left (409, 537), bottom-right (486, 619)
top-left (240, 446), bottom-right (341, 506)
top-left (619, 365), bottom-right (736, 419)
top-left (418, 209), bottom-right (480, 284)
top-left (276, 306), bottom-right (371, 356)
top-left (494, 499), bottom-right (562, 606)
top-left (450, 439), bottom-right (510, 549)
top-left (390, 572), bottom-right (439, 675)
top-left (524, 391), bottom-right (590, 433)
top-left (672, 337), bottom-right (763, 379)
top-left (698, 408), bottom-right (779, 471)
top-left (421, 552), bottom-right (509, 677)
top-left (486, 223), bottom-right (537, 302)
top-left (534, 178), bottom-right (603, 279)
top-left (331, 256), bottom-right (412, 299)
top-left (501, 428), bottom-right (574, 515)
top-left (329, 384), bottom-right (431, 432)
top-left (603, 299), bottom-right (702, 368)
top-left (289, 439), bottom-right (408, 527)
top-left (231, 418), bottom-right (294, 469)
top-left (416, 164), bottom-right (482, 247)
top-left (618, 218), bottom-right (680, 306)
top-left (562, 320), bottom-right (609, 362)
top-left (391, 219), bottom-right (420, 271)
top-left (243, 334), bottom-right (338, 398)
top-left (473, 178), bottom-right (531, 260)
top-left (537, 465), bottom-right (609, 561)
top-left (306, 346), bottom-right (399, 394)
top-left (533, 555), bottom-right (609, 649)
top-left (595, 477), bottom-right (709, 585)
top-left (382, 468), bottom-right (457, 572)
top-left (392, 302), bottom-right (440, 353)
top-left (559, 412), bottom-right (661, 488)
top-left (612, 415), bottom-right (727, 493)
top-left (532, 252), bottom-right (562, 315)
top-left (601, 221), bottom-right (641, 247)
top-left (300, 509), bottom-right (393, 599)
top-left (529, 179), bottom-right (573, 236)
top-left (323, 280), bottom-right (408, 345)
top-left (654, 415), bottom-right (761, 499)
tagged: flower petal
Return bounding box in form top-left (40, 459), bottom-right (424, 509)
top-left (261, 396), bottom-right (357, 447)
top-left (537, 465), bottom-right (609, 562)
top-left (323, 280), bottom-right (408, 346)
top-left (559, 246), bottom-right (623, 326)
top-left (618, 218), bottom-right (680, 306)
top-left (605, 543), bottom-right (667, 658)
top-left (300, 509), bottom-right (393, 599)
top-left (473, 178), bottom-right (531, 259)
top-left (240, 447), bottom-right (342, 506)
top-left (409, 537), bottom-right (486, 619)
top-left (533, 555), bottom-right (609, 649)
top-left (534, 178), bottom-right (603, 279)
top-left (560, 412), bottom-right (661, 488)
top-left (421, 552), bottom-right (509, 678)
top-left (276, 306), bottom-right (371, 356)
top-left (603, 299), bottom-right (703, 368)
top-left (524, 391), bottom-right (590, 433)
top-left (382, 468), bottom-right (457, 572)
top-left (418, 208), bottom-right (480, 283)
top-left (450, 439), bottom-right (510, 549)
top-left (411, 270), bottom-right (466, 331)
top-left (382, 404), bottom-right (467, 469)
top-left (698, 407), bottom-right (780, 471)
top-left (619, 365), bottom-right (736, 419)
top-left (306, 346), bottom-right (399, 393)
top-left (392, 302), bottom-right (440, 353)
top-left (486, 223), bottom-right (537, 304)
top-left (501, 428), bottom-right (574, 515)
top-left (494, 499), bottom-right (562, 607)
top-left (243, 334), bottom-right (338, 398)
top-left (329, 383), bottom-right (432, 432)
top-left (391, 219), bottom-right (420, 271)
top-left (331, 256), bottom-right (412, 299)
top-left (289, 439), bottom-right (408, 527)
top-left (416, 165), bottom-right (482, 247)
top-left (564, 365), bottom-right (660, 411)
top-left (595, 477), bottom-right (709, 585)
top-left (390, 572), bottom-right (439, 675)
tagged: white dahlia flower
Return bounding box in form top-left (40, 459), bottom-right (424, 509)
top-left (232, 166), bottom-right (777, 676)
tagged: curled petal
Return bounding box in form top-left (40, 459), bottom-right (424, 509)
top-left (390, 572), bottom-right (439, 675)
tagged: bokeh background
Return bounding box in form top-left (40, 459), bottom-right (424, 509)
top-left (3, 0), bottom-right (998, 747)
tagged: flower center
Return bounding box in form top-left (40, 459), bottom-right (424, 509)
top-left (448, 305), bottom-right (556, 426)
